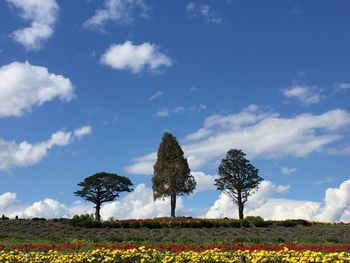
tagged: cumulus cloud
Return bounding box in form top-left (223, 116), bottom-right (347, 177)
top-left (1, 184), bottom-right (183, 220)
top-left (6, 0), bottom-right (59, 50)
top-left (206, 181), bottom-right (290, 218)
top-left (205, 179), bottom-right (350, 222)
top-left (186, 2), bottom-right (222, 24)
top-left (83, 0), bottom-right (150, 31)
top-left (283, 85), bottom-right (323, 105)
top-left (0, 61), bottom-right (75, 118)
top-left (2, 179), bottom-right (350, 221)
top-left (126, 106), bottom-right (350, 175)
top-left (0, 126), bottom-right (92, 170)
top-left (0, 192), bottom-right (17, 210)
top-left (101, 184), bottom-right (183, 219)
top-left (16, 199), bottom-right (70, 218)
top-left (101, 41), bottom-right (172, 73)
top-left (149, 91), bottom-right (163, 101)
top-left (192, 172), bottom-right (217, 193)
top-left (316, 180), bottom-right (350, 221)
top-left (281, 166), bottom-right (297, 175)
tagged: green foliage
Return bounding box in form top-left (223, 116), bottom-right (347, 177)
top-left (241, 220), bottom-right (251, 227)
top-left (152, 132), bottom-right (196, 217)
top-left (215, 149), bottom-right (263, 219)
top-left (244, 216), bottom-right (272, 227)
top-left (275, 219), bottom-right (310, 227)
top-left (1, 215), bottom-right (9, 220)
top-left (31, 217), bottom-right (46, 222)
top-left (69, 214), bottom-right (102, 228)
top-left (74, 172), bottom-right (133, 221)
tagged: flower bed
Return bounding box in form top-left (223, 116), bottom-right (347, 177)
top-left (1, 244), bottom-right (350, 262)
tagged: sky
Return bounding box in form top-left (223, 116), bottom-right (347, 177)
top-left (1, 0), bottom-right (350, 221)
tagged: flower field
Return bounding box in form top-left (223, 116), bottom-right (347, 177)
top-left (1, 244), bottom-right (350, 262)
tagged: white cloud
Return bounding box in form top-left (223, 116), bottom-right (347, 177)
top-left (0, 61), bottom-right (75, 118)
top-left (101, 184), bottom-right (183, 219)
top-left (206, 181), bottom-right (290, 218)
top-left (156, 107), bottom-right (169, 117)
top-left (0, 192), bottom-right (17, 210)
top-left (83, 0), bottom-right (150, 31)
top-left (1, 184), bottom-right (183, 219)
top-left (0, 126), bottom-right (92, 170)
top-left (192, 171), bottom-right (217, 193)
top-left (192, 104), bottom-right (207, 112)
top-left (125, 152), bottom-right (155, 175)
top-left (126, 106), bottom-right (350, 175)
top-left (74, 126), bottom-right (92, 139)
top-left (334, 82), bottom-right (350, 91)
top-left (205, 179), bottom-right (350, 222)
top-left (186, 2), bottom-right (222, 24)
top-left (149, 91), bottom-right (163, 101)
top-left (16, 199), bottom-right (70, 219)
top-left (2, 179), bottom-right (350, 221)
top-left (313, 176), bottom-right (334, 186)
top-left (6, 0), bottom-right (59, 50)
top-left (174, 106), bottom-right (185, 114)
top-left (173, 104), bottom-right (207, 115)
top-left (101, 41), bottom-right (172, 73)
top-left (281, 166), bottom-right (297, 175)
top-left (316, 180), bottom-right (350, 221)
top-left (283, 85), bottom-right (323, 105)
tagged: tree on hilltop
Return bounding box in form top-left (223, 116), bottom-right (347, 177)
top-left (152, 132), bottom-right (196, 217)
top-left (215, 149), bottom-right (263, 220)
top-left (74, 172), bottom-right (133, 221)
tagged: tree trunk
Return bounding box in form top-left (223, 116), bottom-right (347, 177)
top-left (237, 191), bottom-right (244, 220)
top-left (95, 203), bottom-right (101, 222)
top-left (238, 202), bottom-right (244, 220)
top-left (170, 194), bottom-right (176, 217)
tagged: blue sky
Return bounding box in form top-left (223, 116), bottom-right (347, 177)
top-left (1, 0), bottom-right (350, 221)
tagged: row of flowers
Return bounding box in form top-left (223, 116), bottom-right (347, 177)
top-left (1, 243), bottom-right (350, 252)
top-left (1, 247), bottom-right (350, 262)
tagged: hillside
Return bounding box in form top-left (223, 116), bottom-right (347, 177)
top-left (0, 219), bottom-right (349, 244)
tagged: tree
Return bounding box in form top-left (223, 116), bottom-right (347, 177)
top-left (152, 132), bottom-right (196, 217)
top-left (215, 149), bottom-right (263, 220)
top-left (74, 172), bottom-right (133, 222)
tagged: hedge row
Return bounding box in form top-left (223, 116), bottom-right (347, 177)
top-left (62, 215), bottom-right (310, 229)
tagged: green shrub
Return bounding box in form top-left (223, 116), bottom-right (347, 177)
top-left (276, 220), bottom-right (297, 227)
top-left (31, 217), bottom-right (46, 222)
top-left (244, 216), bottom-right (270, 227)
top-left (241, 220), bottom-right (251, 227)
top-left (1, 215), bottom-right (9, 220)
top-left (68, 214), bottom-right (101, 228)
top-left (244, 216), bottom-right (264, 221)
top-left (275, 219), bottom-right (310, 227)
top-left (228, 220), bottom-right (241, 228)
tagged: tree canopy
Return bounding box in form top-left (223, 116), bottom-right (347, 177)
top-left (74, 172), bottom-right (133, 221)
top-left (152, 132), bottom-right (196, 217)
top-left (215, 149), bottom-right (263, 220)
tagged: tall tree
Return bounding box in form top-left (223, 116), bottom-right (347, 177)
top-left (74, 172), bottom-right (133, 221)
top-left (215, 149), bottom-right (263, 220)
top-left (152, 132), bottom-right (196, 217)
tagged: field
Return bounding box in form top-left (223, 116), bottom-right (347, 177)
top-left (1, 218), bottom-right (350, 262)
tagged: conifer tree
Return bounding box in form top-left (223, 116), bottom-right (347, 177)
top-left (215, 149), bottom-right (263, 220)
top-left (152, 132), bottom-right (196, 217)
